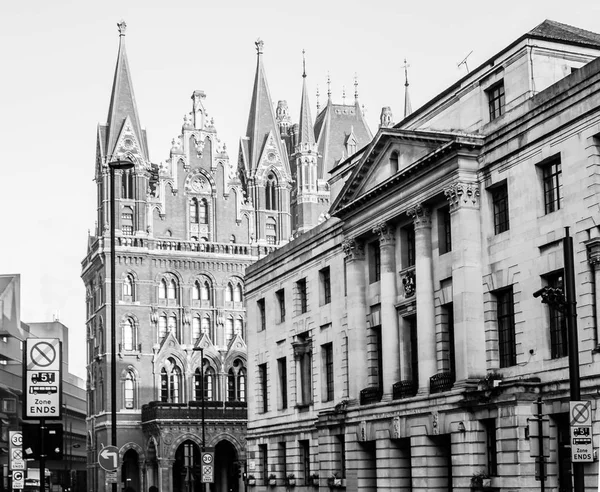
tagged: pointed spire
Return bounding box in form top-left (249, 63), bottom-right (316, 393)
top-left (354, 73), bottom-right (359, 100)
top-left (316, 85), bottom-right (320, 113)
top-left (327, 72), bottom-right (332, 101)
top-left (105, 20), bottom-right (147, 160)
top-left (403, 58), bottom-right (412, 118)
top-left (298, 51), bottom-right (315, 146)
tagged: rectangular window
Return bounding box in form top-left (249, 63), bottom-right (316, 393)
top-left (487, 81), bottom-right (505, 121)
top-left (403, 225), bottom-right (416, 268)
top-left (259, 444), bottom-right (268, 485)
top-left (259, 363), bottom-right (268, 413)
top-left (343, 258), bottom-right (348, 297)
top-left (491, 183), bottom-right (510, 234)
top-left (257, 298), bottom-right (266, 332)
top-left (276, 289), bottom-right (286, 322)
top-left (336, 435), bottom-right (346, 479)
top-left (279, 442), bottom-right (287, 476)
top-left (546, 271), bottom-right (568, 359)
top-left (443, 303), bottom-right (456, 377)
top-left (294, 333), bottom-right (313, 406)
top-left (320, 267), bottom-right (331, 305)
top-left (438, 206), bottom-right (452, 254)
top-left (368, 242), bottom-right (381, 283)
top-left (322, 343), bottom-right (334, 401)
top-left (483, 419), bottom-right (498, 476)
top-left (407, 315), bottom-right (419, 383)
top-left (297, 278), bottom-right (308, 314)
top-left (299, 440), bottom-right (310, 484)
top-left (542, 158), bottom-right (562, 214)
top-left (496, 287), bottom-right (516, 367)
top-left (278, 357), bottom-right (288, 409)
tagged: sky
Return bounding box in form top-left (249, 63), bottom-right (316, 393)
top-left (1, 0), bottom-right (600, 378)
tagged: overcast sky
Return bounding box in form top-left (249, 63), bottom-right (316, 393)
top-left (1, 0), bottom-right (599, 378)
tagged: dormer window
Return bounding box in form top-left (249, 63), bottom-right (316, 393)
top-left (487, 81), bottom-right (505, 121)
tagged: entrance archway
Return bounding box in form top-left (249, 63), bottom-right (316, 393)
top-left (173, 440), bottom-right (201, 492)
top-left (121, 449), bottom-right (140, 492)
top-left (212, 440), bottom-right (239, 492)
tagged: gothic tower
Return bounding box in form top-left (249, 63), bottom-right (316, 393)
top-left (238, 39), bottom-right (292, 246)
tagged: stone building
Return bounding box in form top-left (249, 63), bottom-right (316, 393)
top-left (0, 274), bottom-right (87, 492)
top-left (243, 20), bottom-right (600, 491)
top-left (82, 23), bottom-right (370, 492)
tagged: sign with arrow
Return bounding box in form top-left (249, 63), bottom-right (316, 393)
top-left (98, 445), bottom-right (119, 472)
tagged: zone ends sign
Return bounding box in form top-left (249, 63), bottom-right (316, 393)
top-left (23, 338), bottom-right (62, 420)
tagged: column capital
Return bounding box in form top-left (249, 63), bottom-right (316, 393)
top-left (444, 181), bottom-right (480, 210)
top-left (406, 204), bottom-right (431, 229)
top-left (342, 237), bottom-right (365, 260)
top-left (373, 222), bottom-right (395, 246)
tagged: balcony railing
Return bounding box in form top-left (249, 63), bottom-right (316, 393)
top-left (429, 372), bottom-right (455, 394)
top-left (359, 387), bottom-right (382, 405)
top-left (142, 400), bottom-right (247, 423)
top-left (392, 380), bottom-right (418, 400)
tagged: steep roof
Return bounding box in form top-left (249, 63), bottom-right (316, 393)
top-left (103, 21), bottom-right (148, 161)
top-left (298, 73), bottom-right (316, 146)
top-left (244, 40), bottom-right (288, 175)
top-left (528, 19), bottom-right (600, 48)
top-left (314, 99), bottom-right (372, 178)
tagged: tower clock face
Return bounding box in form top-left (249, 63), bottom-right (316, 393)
top-left (267, 152), bottom-right (276, 162)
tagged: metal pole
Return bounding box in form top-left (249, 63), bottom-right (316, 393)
top-left (110, 165), bottom-right (118, 492)
top-left (40, 418), bottom-right (46, 492)
top-left (537, 397), bottom-right (545, 492)
top-left (201, 347), bottom-right (206, 492)
top-left (564, 227), bottom-right (584, 492)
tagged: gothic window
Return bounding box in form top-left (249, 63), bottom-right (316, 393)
top-left (202, 316), bottom-right (211, 339)
top-left (168, 279), bottom-right (177, 299)
top-left (199, 198), bottom-right (208, 224)
top-left (204, 366), bottom-right (215, 400)
top-left (122, 318), bottom-right (136, 351)
top-left (160, 358), bottom-right (182, 403)
top-left (121, 170), bottom-right (134, 199)
top-left (225, 316), bottom-right (234, 345)
top-left (159, 279), bottom-right (168, 300)
top-left (226, 283), bottom-right (234, 302)
top-left (192, 316), bottom-right (201, 341)
top-left (123, 274), bottom-right (134, 300)
top-left (265, 173), bottom-right (278, 210)
top-left (121, 206), bottom-right (134, 236)
top-left (158, 315), bottom-right (167, 341)
top-left (266, 217), bottom-right (277, 245)
top-left (228, 359), bottom-right (246, 402)
top-left (123, 371), bottom-right (135, 409)
top-left (194, 368), bottom-right (203, 401)
top-left (190, 198), bottom-right (199, 224)
top-left (192, 281), bottom-right (201, 300)
top-left (200, 280), bottom-right (211, 302)
top-left (234, 284), bottom-right (243, 303)
top-left (168, 315), bottom-right (177, 338)
top-left (235, 318), bottom-right (243, 338)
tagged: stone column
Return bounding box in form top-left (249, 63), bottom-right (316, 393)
top-left (373, 222), bottom-right (400, 394)
top-left (444, 181), bottom-right (486, 381)
top-left (407, 205), bottom-right (436, 393)
top-left (158, 458), bottom-right (174, 492)
top-left (342, 238), bottom-right (368, 399)
top-left (585, 237), bottom-right (600, 347)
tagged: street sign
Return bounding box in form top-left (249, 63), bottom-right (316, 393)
top-left (570, 401), bottom-right (594, 462)
top-left (9, 431), bottom-right (26, 471)
top-left (98, 445), bottom-right (119, 472)
top-left (12, 470), bottom-right (25, 490)
top-left (105, 471), bottom-right (118, 483)
top-left (201, 451), bottom-right (214, 483)
top-left (23, 338), bottom-right (62, 419)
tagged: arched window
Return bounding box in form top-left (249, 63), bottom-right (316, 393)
top-left (194, 368), bottom-right (203, 401)
top-left (124, 371), bottom-right (135, 409)
top-left (230, 235), bottom-right (236, 244)
top-left (121, 206), bottom-right (134, 236)
top-left (192, 281), bottom-right (201, 301)
top-left (265, 173), bottom-right (278, 210)
top-left (159, 279), bottom-right (168, 299)
top-left (266, 217), bottom-right (277, 245)
top-left (158, 315), bottom-right (167, 341)
top-left (225, 283), bottom-right (234, 302)
top-left (234, 284), bottom-right (243, 303)
top-left (200, 281), bottom-right (210, 302)
top-left (161, 358), bottom-right (182, 403)
top-left (202, 316), bottom-right (211, 338)
top-left (225, 316), bottom-right (234, 345)
top-left (121, 170), bottom-right (134, 199)
top-left (234, 318), bottom-right (243, 338)
top-left (239, 368), bottom-right (246, 401)
top-left (122, 318), bottom-right (135, 351)
top-left (123, 275), bottom-right (133, 299)
top-left (390, 151), bottom-right (399, 173)
top-left (190, 198), bottom-right (199, 224)
top-left (192, 317), bottom-right (201, 341)
top-left (168, 279), bottom-right (177, 299)
top-left (204, 367), bottom-right (215, 401)
top-left (227, 359), bottom-right (246, 402)
top-left (168, 315), bottom-right (177, 336)
top-left (199, 199), bottom-right (208, 224)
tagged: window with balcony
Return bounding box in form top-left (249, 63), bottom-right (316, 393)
top-left (319, 267), bottom-right (331, 305)
top-left (160, 358), bottom-right (182, 403)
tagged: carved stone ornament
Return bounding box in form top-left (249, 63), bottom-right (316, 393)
top-left (444, 182), bottom-right (480, 210)
top-left (373, 222), bottom-right (395, 245)
top-left (406, 204), bottom-right (431, 229)
top-left (342, 238), bottom-right (365, 260)
top-left (585, 237), bottom-right (600, 266)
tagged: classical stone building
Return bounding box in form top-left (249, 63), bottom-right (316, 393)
top-left (82, 23), bottom-right (370, 492)
top-left (244, 20), bottom-right (600, 491)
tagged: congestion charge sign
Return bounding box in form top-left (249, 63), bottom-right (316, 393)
top-left (23, 338), bottom-right (62, 419)
top-left (570, 401), bottom-right (594, 463)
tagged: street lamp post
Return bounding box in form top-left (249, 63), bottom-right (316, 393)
top-left (109, 159), bottom-right (134, 492)
top-left (192, 346), bottom-right (206, 490)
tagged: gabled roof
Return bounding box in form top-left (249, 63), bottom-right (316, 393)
top-left (314, 99), bottom-right (372, 179)
top-left (331, 128), bottom-right (483, 215)
top-left (528, 19), bottom-right (600, 48)
top-left (244, 40), bottom-right (288, 175)
top-left (103, 21), bottom-right (148, 161)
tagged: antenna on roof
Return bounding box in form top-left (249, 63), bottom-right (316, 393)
top-left (457, 50), bottom-right (473, 74)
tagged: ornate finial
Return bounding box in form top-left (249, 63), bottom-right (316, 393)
top-left (302, 49), bottom-right (306, 78)
top-left (342, 86), bottom-right (346, 105)
top-left (117, 20), bottom-right (127, 37)
top-left (255, 38), bottom-right (264, 55)
top-left (354, 73), bottom-right (359, 100)
top-left (327, 72), bottom-right (331, 100)
top-left (402, 58), bottom-right (410, 86)
top-left (316, 85), bottom-right (320, 112)
top-left (403, 58), bottom-right (412, 118)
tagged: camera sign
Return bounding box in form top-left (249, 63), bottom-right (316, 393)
top-left (23, 339), bottom-right (62, 419)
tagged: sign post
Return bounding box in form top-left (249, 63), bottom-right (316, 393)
top-left (98, 446), bottom-right (119, 472)
top-left (201, 450), bottom-right (214, 484)
top-left (12, 470), bottom-right (25, 490)
top-left (9, 431), bottom-right (26, 472)
top-left (23, 338), bottom-right (62, 419)
top-left (570, 401), bottom-right (593, 463)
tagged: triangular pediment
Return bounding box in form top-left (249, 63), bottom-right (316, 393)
top-left (111, 115), bottom-right (146, 168)
top-left (256, 130), bottom-right (290, 181)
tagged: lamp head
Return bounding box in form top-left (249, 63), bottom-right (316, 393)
top-left (108, 159), bottom-right (135, 171)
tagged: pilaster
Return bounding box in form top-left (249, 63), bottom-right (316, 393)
top-left (406, 205), bottom-right (436, 393)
